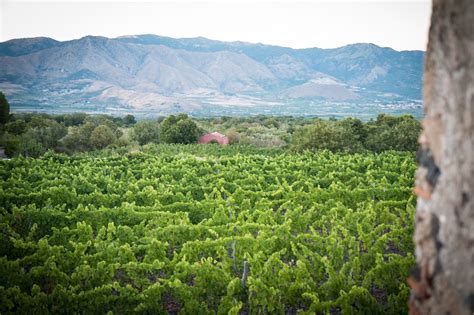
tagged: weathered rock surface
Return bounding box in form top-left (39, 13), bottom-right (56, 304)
top-left (411, 0), bottom-right (473, 314)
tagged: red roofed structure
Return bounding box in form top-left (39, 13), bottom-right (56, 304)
top-left (198, 132), bottom-right (230, 145)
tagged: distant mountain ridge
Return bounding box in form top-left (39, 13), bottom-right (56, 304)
top-left (0, 34), bottom-right (424, 116)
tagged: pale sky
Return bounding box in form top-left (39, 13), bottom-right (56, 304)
top-left (0, 0), bottom-right (431, 51)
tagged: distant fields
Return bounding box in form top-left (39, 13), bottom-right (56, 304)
top-left (9, 98), bottom-right (423, 120)
top-left (0, 145), bottom-right (416, 314)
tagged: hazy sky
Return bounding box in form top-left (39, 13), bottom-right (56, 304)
top-left (0, 0), bottom-right (431, 51)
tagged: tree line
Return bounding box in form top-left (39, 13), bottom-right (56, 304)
top-left (0, 91), bottom-right (421, 158)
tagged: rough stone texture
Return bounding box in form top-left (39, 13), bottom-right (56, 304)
top-left (410, 0), bottom-right (474, 314)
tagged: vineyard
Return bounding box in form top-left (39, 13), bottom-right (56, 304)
top-left (0, 145), bottom-right (416, 314)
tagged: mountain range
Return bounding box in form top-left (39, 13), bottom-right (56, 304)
top-left (0, 34), bottom-right (424, 117)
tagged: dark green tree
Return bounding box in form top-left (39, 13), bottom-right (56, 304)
top-left (292, 120), bottom-right (363, 153)
top-left (337, 117), bottom-right (368, 144)
top-left (3, 134), bottom-right (19, 157)
top-left (90, 125), bottom-right (117, 149)
top-left (62, 113), bottom-right (87, 126)
top-left (391, 116), bottom-right (421, 151)
top-left (375, 113), bottom-right (399, 127)
top-left (16, 134), bottom-right (46, 157)
top-left (123, 114), bottom-right (136, 126)
top-left (26, 118), bottom-right (67, 149)
top-left (161, 114), bottom-right (200, 144)
top-left (60, 122), bottom-right (96, 152)
top-left (5, 119), bottom-right (27, 135)
top-left (365, 115), bottom-right (421, 152)
top-left (131, 120), bottom-right (160, 145)
top-left (0, 92), bottom-right (10, 124)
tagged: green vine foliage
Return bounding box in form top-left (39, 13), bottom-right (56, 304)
top-left (0, 145), bottom-right (416, 314)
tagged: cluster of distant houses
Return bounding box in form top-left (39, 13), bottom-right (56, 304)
top-left (198, 132), bottom-right (229, 145)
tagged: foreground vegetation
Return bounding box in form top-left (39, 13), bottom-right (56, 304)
top-left (0, 145), bottom-right (415, 314)
top-left (0, 93), bottom-right (419, 312)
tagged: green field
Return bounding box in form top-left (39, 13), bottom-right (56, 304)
top-left (0, 145), bottom-right (416, 314)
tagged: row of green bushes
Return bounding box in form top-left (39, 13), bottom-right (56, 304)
top-left (0, 92), bottom-right (421, 158)
top-left (0, 111), bottom-right (200, 157)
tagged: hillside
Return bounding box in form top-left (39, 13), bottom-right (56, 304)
top-left (0, 35), bottom-right (424, 117)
